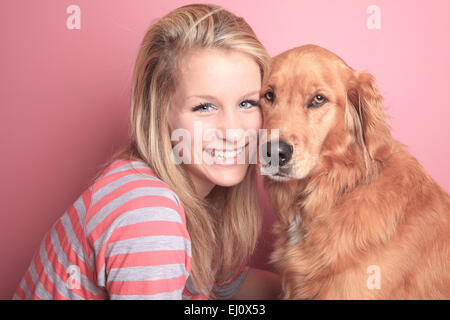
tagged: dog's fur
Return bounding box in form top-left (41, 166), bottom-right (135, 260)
top-left (260, 44), bottom-right (450, 299)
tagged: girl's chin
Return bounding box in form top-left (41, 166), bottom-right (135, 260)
top-left (212, 176), bottom-right (247, 187)
top-left (212, 164), bottom-right (248, 187)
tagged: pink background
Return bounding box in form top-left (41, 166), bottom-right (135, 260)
top-left (1, 0), bottom-right (449, 299)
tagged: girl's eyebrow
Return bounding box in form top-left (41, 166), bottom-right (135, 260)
top-left (186, 90), bottom-right (260, 102)
top-left (239, 90), bottom-right (260, 100)
top-left (186, 94), bottom-right (219, 101)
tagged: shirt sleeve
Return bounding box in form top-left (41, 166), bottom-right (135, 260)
top-left (102, 192), bottom-right (192, 300)
top-left (211, 261), bottom-right (249, 299)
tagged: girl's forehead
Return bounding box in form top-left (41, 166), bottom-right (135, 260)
top-left (177, 49), bottom-right (261, 89)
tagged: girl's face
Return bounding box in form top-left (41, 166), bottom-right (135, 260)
top-left (168, 48), bottom-right (262, 198)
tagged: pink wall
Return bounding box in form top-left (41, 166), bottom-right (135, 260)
top-left (1, 0), bottom-right (449, 299)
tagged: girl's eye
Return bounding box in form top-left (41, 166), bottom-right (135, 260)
top-left (239, 99), bottom-right (259, 109)
top-left (192, 103), bottom-right (215, 112)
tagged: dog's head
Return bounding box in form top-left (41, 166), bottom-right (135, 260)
top-left (259, 44), bottom-right (391, 182)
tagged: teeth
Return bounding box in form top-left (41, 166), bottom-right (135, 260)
top-left (204, 146), bottom-right (244, 160)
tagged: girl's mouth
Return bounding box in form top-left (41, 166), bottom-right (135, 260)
top-left (203, 144), bottom-right (247, 164)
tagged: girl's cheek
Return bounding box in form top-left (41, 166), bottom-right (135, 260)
top-left (199, 120), bottom-right (218, 144)
top-left (247, 111), bottom-right (263, 130)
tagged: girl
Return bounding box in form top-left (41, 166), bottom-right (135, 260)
top-left (13, 3), bottom-right (280, 300)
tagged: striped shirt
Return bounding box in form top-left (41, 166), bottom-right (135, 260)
top-left (13, 159), bottom-right (248, 300)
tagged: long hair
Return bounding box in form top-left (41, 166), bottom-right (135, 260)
top-left (88, 3), bottom-right (270, 297)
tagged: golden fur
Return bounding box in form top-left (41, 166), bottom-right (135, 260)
top-left (260, 44), bottom-right (450, 299)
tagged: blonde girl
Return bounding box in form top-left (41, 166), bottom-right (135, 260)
top-left (13, 3), bottom-right (280, 299)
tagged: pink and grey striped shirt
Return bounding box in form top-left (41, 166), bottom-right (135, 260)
top-left (13, 159), bottom-right (248, 300)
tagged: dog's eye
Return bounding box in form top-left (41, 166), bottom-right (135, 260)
top-left (308, 94), bottom-right (327, 107)
top-left (263, 89), bottom-right (275, 103)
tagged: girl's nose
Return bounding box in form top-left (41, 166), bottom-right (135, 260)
top-left (216, 108), bottom-right (245, 144)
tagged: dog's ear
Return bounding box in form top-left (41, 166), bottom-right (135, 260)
top-left (345, 70), bottom-right (392, 168)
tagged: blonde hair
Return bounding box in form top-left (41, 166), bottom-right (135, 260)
top-left (89, 3), bottom-right (270, 297)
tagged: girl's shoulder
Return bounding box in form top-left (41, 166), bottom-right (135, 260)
top-left (82, 159), bottom-right (191, 296)
top-left (86, 158), bottom-right (185, 226)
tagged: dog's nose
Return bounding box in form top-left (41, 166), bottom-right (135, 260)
top-left (277, 141), bottom-right (294, 166)
top-left (264, 140), bottom-right (293, 167)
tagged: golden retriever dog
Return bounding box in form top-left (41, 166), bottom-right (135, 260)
top-left (259, 44), bottom-right (450, 299)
